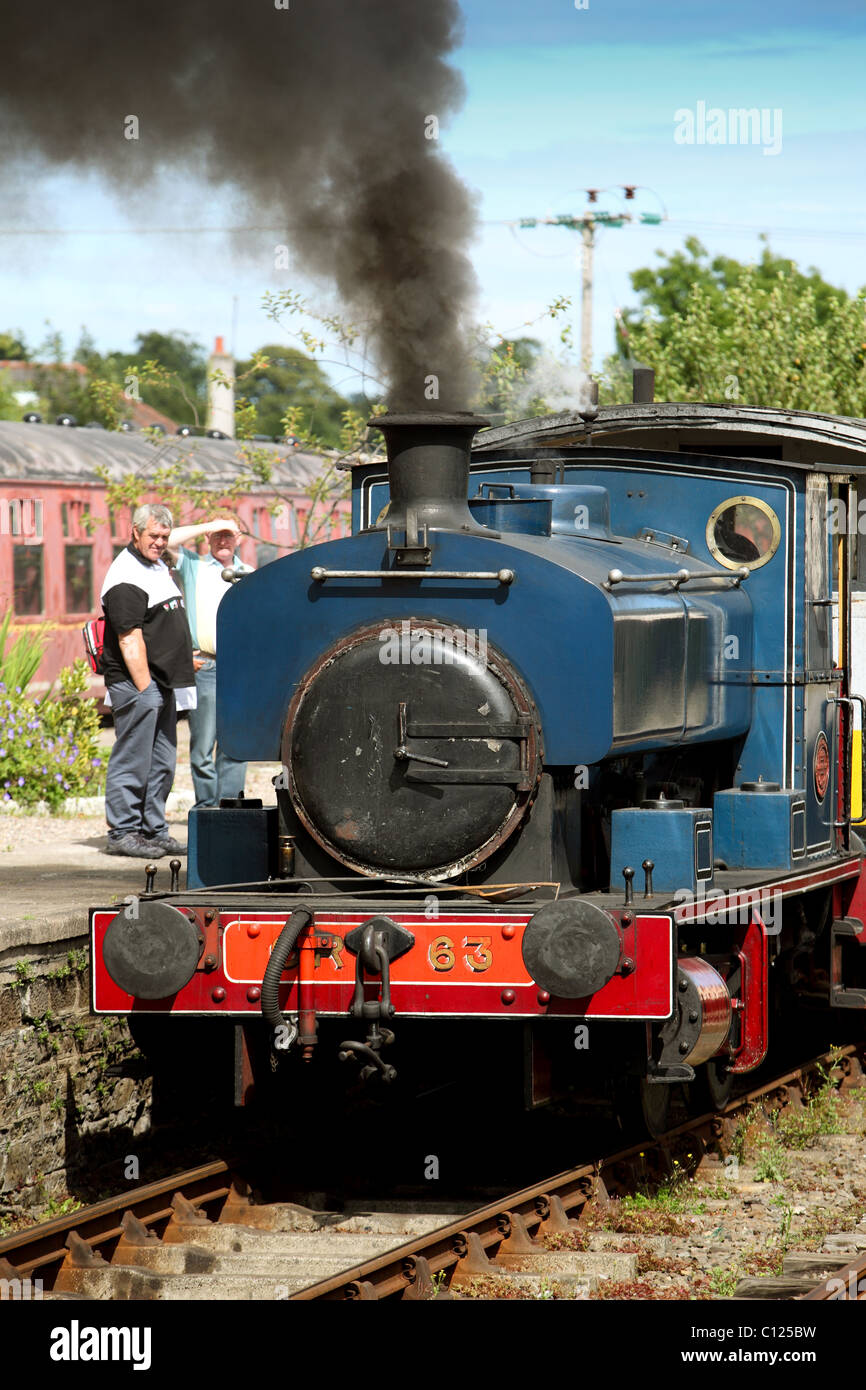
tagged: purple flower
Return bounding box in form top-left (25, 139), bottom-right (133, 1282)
top-left (2, 794), bottom-right (9, 802)
top-left (17, 777), bottom-right (24, 786)
top-left (41, 766), bottom-right (47, 774)
top-left (92, 758), bottom-right (102, 767)
top-left (25, 741), bottom-right (31, 748)
top-left (0, 749), bottom-right (5, 757)
top-left (55, 773), bottom-right (62, 781)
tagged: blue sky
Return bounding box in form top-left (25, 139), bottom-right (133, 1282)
top-left (2, 0), bottom-right (864, 392)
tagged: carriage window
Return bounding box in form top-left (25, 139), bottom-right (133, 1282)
top-left (706, 496), bottom-right (780, 571)
top-left (65, 545), bottom-right (92, 613)
top-left (256, 541), bottom-right (278, 567)
top-left (13, 545), bottom-right (44, 615)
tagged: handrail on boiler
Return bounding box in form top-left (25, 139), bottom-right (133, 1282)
top-left (603, 566), bottom-right (751, 591)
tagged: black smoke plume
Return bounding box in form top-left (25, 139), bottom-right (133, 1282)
top-left (1, 0), bottom-right (479, 409)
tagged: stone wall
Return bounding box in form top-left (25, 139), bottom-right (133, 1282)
top-left (0, 918), bottom-right (152, 1231)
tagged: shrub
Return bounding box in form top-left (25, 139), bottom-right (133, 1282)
top-left (0, 661), bottom-right (104, 809)
top-left (0, 607), bottom-right (54, 690)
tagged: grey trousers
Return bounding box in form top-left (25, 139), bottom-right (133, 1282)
top-left (105, 679), bottom-right (177, 840)
top-left (188, 659), bottom-right (247, 808)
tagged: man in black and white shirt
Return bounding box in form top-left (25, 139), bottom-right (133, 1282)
top-left (101, 503), bottom-right (196, 858)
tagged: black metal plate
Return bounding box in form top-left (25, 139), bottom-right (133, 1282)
top-left (103, 901), bottom-right (201, 1000)
top-left (344, 915), bottom-right (415, 962)
top-left (287, 622), bottom-right (530, 873)
top-left (522, 900), bottom-right (621, 998)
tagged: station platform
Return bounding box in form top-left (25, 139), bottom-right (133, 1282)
top-left (0, 722), bottom-right (280, 955)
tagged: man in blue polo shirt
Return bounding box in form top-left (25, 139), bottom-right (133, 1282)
top-left (166, 517), bottom-right (252, 808)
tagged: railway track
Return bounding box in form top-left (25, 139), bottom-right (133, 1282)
top-left (1, 1043), bottom-right (863, 1301)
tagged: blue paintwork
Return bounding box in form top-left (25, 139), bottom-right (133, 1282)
top-left (610, 805), bottom-right (714, 895)
top-left (714, 787), bottom-right (807, 871)
top-left (218, 441), bottom-right (837, 873)
top-left (187, 804), bottom-right (276, 888)
top-left (353, 450), bottom-right (804, 789)
top-left (217, 523), bottom-right (751, 766)
top-left (217, 528), bottom-right (614, 765)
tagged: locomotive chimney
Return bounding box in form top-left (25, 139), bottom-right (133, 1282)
top-left (370, 411), bottom-right (491, 536)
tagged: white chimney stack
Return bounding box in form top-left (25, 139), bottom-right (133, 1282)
top-left (206, 335), bottom-right (235, 438)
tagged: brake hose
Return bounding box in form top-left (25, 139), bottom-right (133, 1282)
top-left (260, 906), bottom-right (312, 1050)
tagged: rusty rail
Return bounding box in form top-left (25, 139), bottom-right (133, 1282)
top-left (0, 1158), bottom-right (232, 1282)
top-left (1, 1044), bottom-right (862, 1300)
top-left (293, 1043), bottom-right (865, 1300)
top-left (801, 1250), bottom-right (866, 1301)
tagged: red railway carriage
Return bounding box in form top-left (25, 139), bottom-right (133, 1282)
top-left (0, 420), bottom-right (351, 696)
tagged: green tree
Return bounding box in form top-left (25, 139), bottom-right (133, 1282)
top-left (476, 336), bottom-right (544, 420)
top-left (115, 331), bottom-right (207, 425)
top-left (617, 236), bottom-right (849, 355)
top-left (603, 240), bottom-right (866, 414)
top-left (234, 344), bottom-right (351, 446)
top-left (0, 373), bottom-right (21, 421)
top-left (0, 330), bottom-right (29, 360)
top-left (30, 363), bottom-right (95, 424)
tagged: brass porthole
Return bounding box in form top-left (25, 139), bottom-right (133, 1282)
top-left (706, 495), bottom-right (781, 571)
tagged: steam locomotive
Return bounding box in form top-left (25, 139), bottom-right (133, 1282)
top-left (90, 390), bottom-right (866, 1129)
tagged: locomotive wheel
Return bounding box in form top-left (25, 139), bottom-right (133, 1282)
top-left (617, 1077), bottom-right (672, 1139)
top-left (638, 1079), bottom-right (671, 1138)
top-left (695, 1056), bottom-right (733, 1112)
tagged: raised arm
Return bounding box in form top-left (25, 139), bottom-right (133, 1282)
top-left (166, 518), bottom-right (239, 564)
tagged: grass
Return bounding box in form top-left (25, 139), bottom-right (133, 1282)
top-left (591, 1277), bottom-right (712, 1301)
top-left (753, 1141), bottom-right (788, 1182)
top-left (46, 948), bottom-right (88, 983)
top-left (730, 1064), bottom-right (849, 1182)
top-left (453, 1275), bottom-right (582, 1301)
top-left (42, 1194), bottom-right (83, 1220)
top-left (797, 1199), bottom-right (866, 1250)
top-left (774, 1067), bottom-right (846, 1149)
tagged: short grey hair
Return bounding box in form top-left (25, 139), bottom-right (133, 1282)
top-left (133, 503), bottom-right (173, 531)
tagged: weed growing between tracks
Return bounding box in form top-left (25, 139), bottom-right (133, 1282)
top-left (454, 1276), bottom-right (586, 1300)
top-left (590, 1277), bottom-right (712, 1301)
top-left (732, 1054), bottom-right (849, 1171)
top-left (797, 1196), bottom-right (866, 1250)
top-left (539, 1079), bottom-right (866, 1301)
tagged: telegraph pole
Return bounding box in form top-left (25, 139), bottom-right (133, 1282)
top-left (512, 187), bottom-right (665, 373)
top-left (580, 221), bottom-right (594, 372)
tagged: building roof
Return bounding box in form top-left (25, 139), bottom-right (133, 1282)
top-left (474, 402), bottom-right (866, 469)
top-left (0, 420), bottom-right (332, 492)
top-left (0, 359), bottom-right (87, 377)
